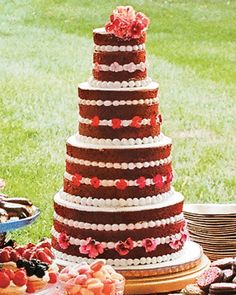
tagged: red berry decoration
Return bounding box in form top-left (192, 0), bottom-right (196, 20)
top-left (153, 174), bottom-right (164, 188)
top-left (0, 249), bottom-right (10, 262)
top-left (13, 270), bottom-right (27, 287)
top-left (91, 116), bottom-right (100, 127)
top-left (72, 173), bottom-right (82, 186)
top-left (150, 114), bottom-right (157, 127)
top-left (36, 249), bottom-right (52, 264)
top-left (10, 250), bottom-right (20, 262)
top-left (90, 177), bottom-right (101, 189)
top-left (49, 272), bottom-right (58, 284)
top-left (115, 179), bottom-right (128, 190)
top-left (0, 271), bottom-right (10, 288)
top-left (26, 282), bottom-right (36, 294)
top-left (158, 114), bottom-right (163, 124)
top-left (112, 118), bottom-right (121, 129)
top-left (130, 116), bottom-right (142, 128)
top-left (136, 176), bottom-right (146, 189)
top-left (4, 269), bottom-right (14, 280)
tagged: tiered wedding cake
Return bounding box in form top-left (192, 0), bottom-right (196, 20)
top-left (52, 6), bottom-right (190, 271)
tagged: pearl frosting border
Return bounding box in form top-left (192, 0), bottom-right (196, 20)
top-left (76, 132), bottom-right (170, 147)
top-left (94, 43), bottom-right (145, 52)
top-left (53, 211), bottom-right (184, 231)
top-left (52, 248), bottom-right (184, 268)
top-left (88, 77), bottom-right (152, 89)
top-left (66, 154), bottom-right (171, 170)
top-left (93, 62), bottom-right (146, 72)
top-left (54, 190), bottom-right (184, 213)
top-left (58, 189), bottom-right (175, 208)
top-left (78, 96), bottom-right (159, 107)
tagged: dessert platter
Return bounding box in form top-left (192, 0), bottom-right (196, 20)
top-left (50, 5), bottom-right (210, 294)
top-left (0, 194), bottom-right (40, 234)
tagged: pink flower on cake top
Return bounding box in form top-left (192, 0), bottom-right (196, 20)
top-left (105, 6), bottom-right (150, 39)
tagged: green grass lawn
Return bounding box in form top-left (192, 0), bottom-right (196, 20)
top-left (0, 0), bottom-right (235, 244)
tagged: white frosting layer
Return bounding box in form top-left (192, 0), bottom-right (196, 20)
top-left (78, 96), bottom-right (159, 106)
top-left (54, 211), bottom-right (184, 231)
top-left (64, 171), bottom-right (168, 188)
top-left (89, 77), bottom-right (152, 89)
top-left (52, 227), bottom-right (181, 248)
top-left (94, 43), bottom-right (145, 52)
top-left (53, 247), bottom-right (183, 268)
top-left (93, 62), bottom-right (146, 72)
top-left (74, 133), bottom-right (171, 148)
top-left (66, 154), bottom-right (171, 170)
top-left (78, 114), bottom-right (161, 127)
top-left (54, 190), bottom-right (184, 212)
top-left (59, 189), bottom-right (174, 208)
top-left (79, 81), bottom-right (158, 92)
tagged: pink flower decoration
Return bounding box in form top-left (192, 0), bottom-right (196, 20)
top-left (110, 62), bottom-right (122, 72)
top-left (0, 179), bottom-right (5, 190)
top-left (115, 179), bottom-right (128, 190)
top-left (130, 116), bottom-right (142, 128)
top-left (105, 6), bottom-right (149, 40)
top-left (115, 237), bottom-right (134, 256)
top-left (142, 238), bottom-right (158, 253)
top-left (153, 174), bottom-right (164, 188)
top-left (79, 238), bottom-right (104, 259)
top-left (91, 116), bottom-right (100, 127)
top-left (90, 177), bottom-right (100, 189)
top-left (136, 176), bottom-right (146, 189)
top-left (112, 118), bottom-right (121, 129)
top-left (180, 222), bottom-right (189, 243)
top-left (58, 232), bottom-right (70, 250)
top-left (72, 173), bottom-right (82, 186)
top-left (169, 236), bottom-right (183, 250)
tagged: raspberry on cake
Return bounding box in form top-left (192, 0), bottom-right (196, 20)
top-left (52, 5), bottom-right (189, 271)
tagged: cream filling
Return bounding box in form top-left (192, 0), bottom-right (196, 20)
top-left (78, 96), bottom-right (159, 106)
top-left (58, 189), bottom-right (175, 208)
top-left (54, 190), bottom-right (184, 213)
top-left (65, 154), bottom-right (171, 169)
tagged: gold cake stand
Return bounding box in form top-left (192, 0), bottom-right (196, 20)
top-left (119, 241), bottom-right (210, 294)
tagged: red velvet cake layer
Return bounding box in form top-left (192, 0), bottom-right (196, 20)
top-left (93, 50), bottom-right (146, 66)
top-left (78, 124), bottom-right (160, 139)
top-left (79, 104), bottom-right (158, 119)
top-left (93, 30), bottom-right (146, 46)
top-left (52, 236), bottom-right (181, 260)
top-left (78, 85), bottom-right (158, 101)
top-left (53, 219), bottom-right (184, 242)
top-left (66, 143), bottom-right (171, 162)
top-left (54, 199), bottom-right (183, 225)
top-left (92, 69), bottom-right (147, 82)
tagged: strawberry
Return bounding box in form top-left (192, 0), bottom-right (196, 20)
top-left (36, 249), bottom-right (52, 264)
top-left (13, 270), bottom-right (27, 287)
top-left (15, 246), bottom-right (26, 256)
top-left (26, 243), bottom-right (35, 249)
top-left (49, 272), bottom-right (57, 284)
top-left (43, 247), bottom-right (54, 259)
top-left (10, 250), bottom-right (20, 262)
top-left (4, 268), bottom-right (14, 280)
top-left (0, 250), bottom-right (10, 262)
top-left (0, 271), bottom-right (10, 288)
top-left (3, 246), bottom-right (13, 252)
top-left (26, 282), bottom-right (36, 293)
top-left (22, 249), bottom-right (33, 260)
top-left (37, 240), bottom-right (51, 249)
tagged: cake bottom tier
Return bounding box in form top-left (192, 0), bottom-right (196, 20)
top-left (52, 190), bottom-right (188, 268)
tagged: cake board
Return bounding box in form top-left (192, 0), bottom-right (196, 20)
top-left (122, 241), bottom-right (210, 294)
